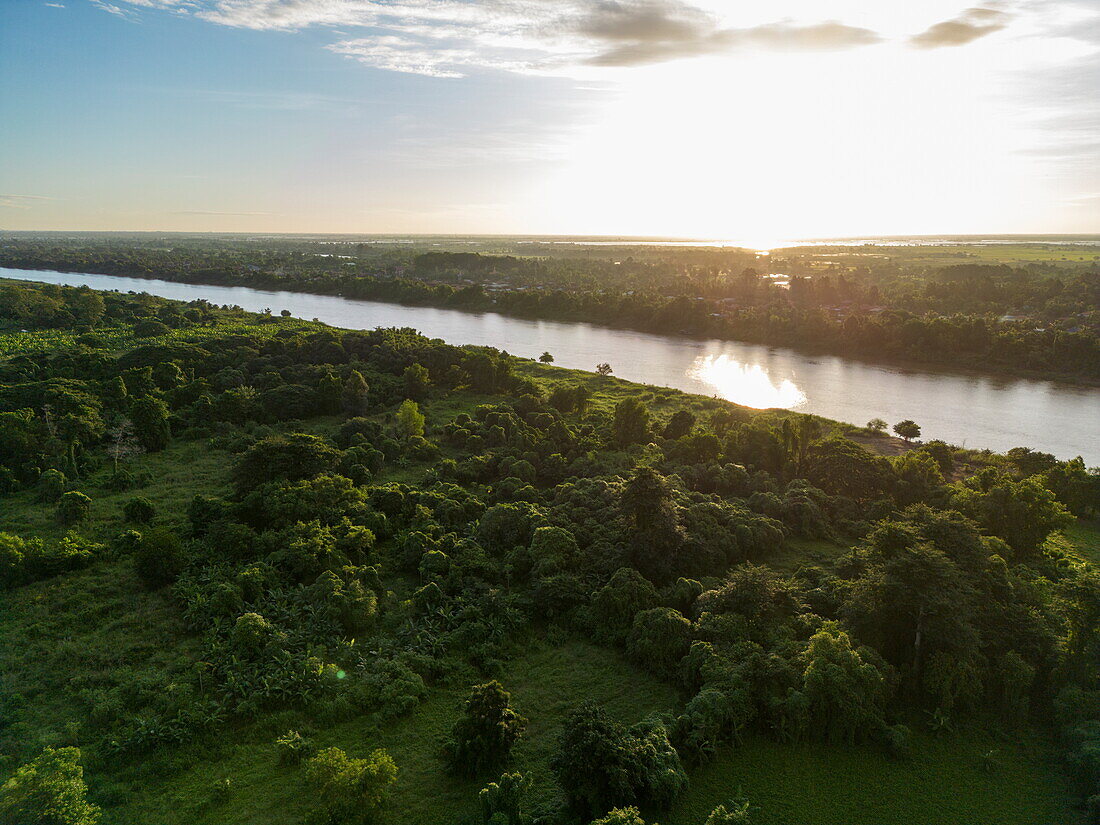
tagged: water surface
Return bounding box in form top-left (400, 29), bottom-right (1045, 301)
top-left (3, 266), bottom-right (1097, 463)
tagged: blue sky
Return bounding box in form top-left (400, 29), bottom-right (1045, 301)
top-left (1, 0), bottom-right (1097, 238)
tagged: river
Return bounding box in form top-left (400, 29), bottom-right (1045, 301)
top-left (3, 266), bottom-right (1098, 464)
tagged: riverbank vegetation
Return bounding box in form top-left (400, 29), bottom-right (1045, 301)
top-left (1, 233), bottom-right (1097, 382)
top-left (1, 278), bottom-right (1098, 824)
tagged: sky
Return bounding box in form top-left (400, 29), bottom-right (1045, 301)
top-left (0, 0), bottom-right (1098, 241)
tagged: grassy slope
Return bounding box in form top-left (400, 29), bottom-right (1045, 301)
top-left (107, 640), bottom-right (680, 825)
top-left (1, 365), bottom-right (1094, 824)
top-left (665, 728), bottom-right (1080, 825)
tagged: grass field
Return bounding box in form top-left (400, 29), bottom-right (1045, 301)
top-left (104, 639), bottom-right (681, 825)
top-left (0, 359), bottom-right (1092, 825)
top-left (663, 728), bottom-right (1083, 825)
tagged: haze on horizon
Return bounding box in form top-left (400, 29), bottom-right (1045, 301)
top-left (1, 0), bottom-right (1098, 241)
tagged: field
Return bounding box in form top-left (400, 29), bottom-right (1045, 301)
top-left (0, 323), bottom-right (1094, 825)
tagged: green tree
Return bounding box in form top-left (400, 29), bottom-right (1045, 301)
top-left (479, 772), bottom-right (531, 825)
top-left (122, 496), bottom-right (155, 524)
top-left (800, 623), bottom-right (886, 744)
top-left (395, 399), bottom-right (425, 441)
top-left (304, 747), bottom-right (397, 825)
top-left (37, 469), bottom-right (66, 503)
top-left (595, 362), bottom-right (613, 376)
top-left (539, 352), bottom-right (554, 364)
top-left (232, 433), bottom-right (339, 492)
top-left (551, 704), bottom-right (685, 816)
top-left (67, 287), bottom-right (106, 328)
top-left (662, 410), bottom-right (696, 440)
top-left (56, 491), bottom-right (91, 525)
top-left (626, 607), bottom-right (692, 674)
top-left (450, 681), bottom-right (528, 776)
top-left (403, 363), bottom-right (431, 400)
top-left (341, 370), bottom-right (369, 415)
top-left (133, 528), bottom-right (186, 588)
top-left (866, 418), bottom-right (887, 433)
top-left (612, 397), bottom-right (650, 446)
top-left (0, 746), bottom-right (101, 825)
top-left (893, 419), bottom-right (921, 442)
top-left (130, 396), bottom-right (171, 452)
top-left (951, 472), bottom-right (1071, 557)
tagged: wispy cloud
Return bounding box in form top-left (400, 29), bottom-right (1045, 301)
top-left (910, 7), bottom-right (1010, 49)
top-left (171, 209), bottom-right (277, 215)
top-left (0, 194), bottom-right (56, 209)
top-left (104, 0), bottom-right (883, 77)
top-left (44, 3), bottom-right (66, 8)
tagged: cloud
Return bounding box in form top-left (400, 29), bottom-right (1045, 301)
top-left (587, 20), bottom-right (881, 68)
top-left (910, 7), bottom-right (1010, 49)
top-left (44, 3), bottom-right (66, 8)
top-left (171, 209), bottom-right (276, 215)
top-left (109, 0), bottom-right (882, 77)
top-left (0, 194), bottom-right (55, 209)
top-left (91, 0), bottom-right (131, 17)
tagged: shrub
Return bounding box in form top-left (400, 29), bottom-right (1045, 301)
top-left (57, 491), bottom-right (92, 525)
top-left (304, 746), bottom-right (398, 825)
top-left (233, 433), bottom-right (339, 492)
top-left (274, 730), bottom-right (317, 766)
top-left (626, 608), bottom-right (693, 675)
top-left (37, 468), bottom-right (67, 502)
top-left (478, 772), bottom-right (531, 825)
top-left (134, 319), bottom-right (170, 337)
top-left (450, 681), bottom-right (527, 776)
top-left (0, 746), bottom-right (101, 825)
top-left (882, 723), bottom-right (912, 761)
top-left (123, 496), bottom-right (156, 524)
top-left (130, 396), bottom-right (171, 452)
top-left (551, 703), bottom-right (685, 815)
top-left (133, 528), bottom-right (186, 588)
top-left (705, 799), bottom-right (755, 824)
top-left (591, 808), bottom-right (646, 825)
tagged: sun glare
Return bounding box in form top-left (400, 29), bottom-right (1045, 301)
top-left (689, 354), bottom-right (807, 409)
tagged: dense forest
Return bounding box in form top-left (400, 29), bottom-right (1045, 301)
top-left (1, 277), bottom-right (1099, 825)
top-left (1, 234), bottom-right (1097, 382)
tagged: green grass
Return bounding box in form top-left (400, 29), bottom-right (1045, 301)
top-left (0, 437), bottom-right (233, 544)
top-left (1061, 519), bottom-right (1100, 566)
top-left (663, 728), bottom-right (1083, 825)
top-left (103, 639), bottom-right (681, 825)
top-left (766, 536), bottom-right (850, 575)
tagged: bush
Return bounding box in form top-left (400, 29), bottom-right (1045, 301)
top-left (705, 799), bottom-right (755, 824)
top-left (57, 491), bottom-right (92, 525)
top-left (551, 703), bottom-right (685, 815)
top-left (304, 747), bottom-right (398, 825)
top-left (478, 772), bottom-right (531, 825)
top-left (37, 468), bottom-right (66, 502)
top-left (882, 723), bottom-right (912, 761)
top-left (450, 681), bottom-right (527, 776)
top-left (133, 528), bottom-right (186, 588)
top-left (134, 319), bottom-right (170, 337)
top-left (123, 496), bottom-right (156, 524)
top-left (274, 730), bottom-right (317, 766)
top-left (0, 746), bottom-right (101, 825)
top-left (233, 433), bottom-right (339, 492)
top-left (626, 608), bottom-right (692, 675)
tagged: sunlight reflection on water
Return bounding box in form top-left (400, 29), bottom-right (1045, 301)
top-left (689, 354), bottom-right (807, 409)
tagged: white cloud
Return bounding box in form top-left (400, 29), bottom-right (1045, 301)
top-left (910, 6), bottom-right (1011, 48)
top-left (0, 194), bottom-right (56, 209)
top-left (102, 0), bottom-right (883, 76)
top-left (171, 209), bottom-right (277, 215)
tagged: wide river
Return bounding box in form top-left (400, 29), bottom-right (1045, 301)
top-left (4, 267), bottom-right (1098, 463)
